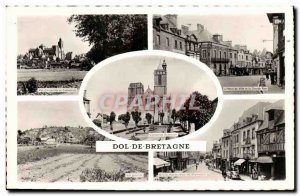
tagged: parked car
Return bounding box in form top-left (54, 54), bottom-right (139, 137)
top-left (227, 170), bottom-right (240, 180)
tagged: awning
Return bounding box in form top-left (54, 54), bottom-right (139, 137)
top-left (234, 159), bottom-right (245, 166)
top-left (257, 156), bottom-right (273, 163)
top-left (153, 158), bottom-right (170, 169)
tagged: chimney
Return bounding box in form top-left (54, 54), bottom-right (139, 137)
top-left (197, 24), bottom-right (204, 32)
top-left (213, 34), bottom-right (223, 43)
top-left (181, 25), bottom-right (189, 35)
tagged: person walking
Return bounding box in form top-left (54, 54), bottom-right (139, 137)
top-left (265, 71), bottom-right (270, 80)
top-left (222, 168), bottom-right (227, 181)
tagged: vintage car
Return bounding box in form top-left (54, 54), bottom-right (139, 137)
top-left (226, 170), bottom-right (240, 180)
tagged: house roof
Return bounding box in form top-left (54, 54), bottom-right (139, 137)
top-left (258, 100), bottom-right (285, 131)
top-left (236, 102), bottom-right (271, 126)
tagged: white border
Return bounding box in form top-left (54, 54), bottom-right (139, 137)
top-left (5, 5), bottom-right (294, 191)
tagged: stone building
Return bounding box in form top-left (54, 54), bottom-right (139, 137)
top-left (256, 100), bottom-right (285, 180)
top-left (127, 60), bottom-right (170, 124)
top-left (230, 102), bottom-right (271, 175)
top-left (212, 140), bottom-right (222, 169)
top-left (267, 13), bottom-right (285, 88)
top-left (154, 151), bottom-right (190, 176)
top-left (153, 15), bottom-right (186, 54)
top-left (221, 129), bottom-right (232, 170)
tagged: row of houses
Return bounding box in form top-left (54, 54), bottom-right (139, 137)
top-left (211, 100), bottom-right (285, 180)
top-left (153, 151), bottom-right (203, 176)
top-left (153, 14), bottom-right (284, 86)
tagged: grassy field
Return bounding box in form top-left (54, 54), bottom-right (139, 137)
top-left (17, 144), bottom-right (148, 182)
top-left (17, 69), bottom-right (88, 82)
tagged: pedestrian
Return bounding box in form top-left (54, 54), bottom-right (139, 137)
top-left (222, 168), bottom-right (227, 181)
top-left (270, 71), bottom-right (275, 85)
top-left (265, 71), bottom-right (269, 80)
top-left (196, 162), bottom-right (198, 170)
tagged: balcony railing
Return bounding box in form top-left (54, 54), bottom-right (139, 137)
top-left (211, 57), bottom-right (230, 63)
top-left (258, 143), bottom-right (285, 153)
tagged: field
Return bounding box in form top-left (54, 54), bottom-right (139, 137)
top-left (18, 144), bottom-right (148, 182)
top-left (17, 69), bottom-right (88, 82)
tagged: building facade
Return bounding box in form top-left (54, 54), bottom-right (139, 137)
top-left (153, 15), bottom-right (186, 55)
top-left (256, 100), bottom-right (285, 180)
top-left (267, 13), bottom-right (285, 88)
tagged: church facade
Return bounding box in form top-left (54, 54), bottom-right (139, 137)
top-left (127, 60), bottom-right (171, 124)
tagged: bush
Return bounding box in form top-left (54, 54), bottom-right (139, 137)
top-left (80, 168), bottom-right (126, 182)
top-left (26, 77), bottom-right (38, 93)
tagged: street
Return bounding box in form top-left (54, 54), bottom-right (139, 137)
top-left (218, 75), bottom-right (284, 94)
top-left (171, 162), bottom-right (224, 181)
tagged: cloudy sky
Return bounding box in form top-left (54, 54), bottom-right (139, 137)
top-left (191, 99), bottom-right (279, 151)
top-left (18, 101), bottom-right (88, 131)
top-left (177, 14), bottom-right (273, 52)
top-left (85, 55), bottom-right (218, 118)
top-left (18, 16), bottom-right (91, 55)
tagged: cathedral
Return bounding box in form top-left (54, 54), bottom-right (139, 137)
top-left (127, 60), bottom-right (171, 124)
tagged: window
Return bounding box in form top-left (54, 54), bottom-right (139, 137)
top-left (203, 50), bottom-right (207, 59)
top-left (247, 130), bottom-right (250, 139)
top-left (179, 42), bottom-right (182, 50)
top-left (269, 110), bottom-right (275, 121)
top-left (243, 131), bottom-right (246, 141)
top-left (246, 55), bottom-right (248, 60)
top-left (156, 35), bottom-right (160, 45)
top-left (219, 51), bottom-right (222, 58)
top-left (158, 75), bottom-right (162, 85)
top-left (230, 53), bottom-right (232, 58)
top-left (252, 128), bottom-right (255, 139)
top-left (270, 132), bottom-right (276, 143)
top-left (234, 53), bottom-right (237, 59)
top-left (214, 50), bottom-right (217, 58)
top-left (224, 51), bottom-right (226, 58)
top-left (188, 43), bottom-right (191, 50)
top-left (175, 40), bottom-right (178, 49)
top-left (166, 37), bottom-right (170, 46)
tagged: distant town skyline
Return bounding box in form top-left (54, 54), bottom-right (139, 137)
top-left (18, 101), bottom-right (88, 131)
top-left (191, 99), bottom-right (279, 151)
top-left (18, 16), bottom-right (91, 55)
top-left (177, 14), bottom-right (273, 52)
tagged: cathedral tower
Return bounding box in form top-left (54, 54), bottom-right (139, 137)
top-left (154, 60), bottom-right (167, 97)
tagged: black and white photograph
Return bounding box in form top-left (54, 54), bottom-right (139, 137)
top-left (17, 101), bottom-right (148, 182)
top-left (83, 55), bottom-right (219, 141)
top-left (192, 99), bottom-right (285, 181)
top-left (153, 14), bottom-right (285, 94)
top-left (17, 15), bottom-right (148, 95)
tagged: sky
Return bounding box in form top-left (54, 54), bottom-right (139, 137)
top-left (191, 99), bottom-right (279, 151)
top-left (18, 101), bottom-right (89, 130)
top-left (85, 56), bottom-right (218, 118)
top-left (177, 14), bottom-right (273, 52)
top-left (18, 16), bottom-right (91, 55)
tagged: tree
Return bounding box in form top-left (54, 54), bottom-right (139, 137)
top-left (26, 77), bottom-right (38, 93)
top-left (118, 112), bottom-right (131, 130)
top-left (145, 113), bottom-right (152, 124)
top-left (109, 112), bottom-right (116, 130)
top-left (171, 109), bottom-right (178, 124)
top-left (131, 111), bottom-right (142, 127)
top-left (180, 91), bottom-right (215, 131)
top-left (92, 119), bottom-right (102, 128)
top-left (159, 112), bottom-right (165, 124)
top-left (84, 134), bottom-right (96, 148)
top-left (68, 15), bottom-right (147, 66)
